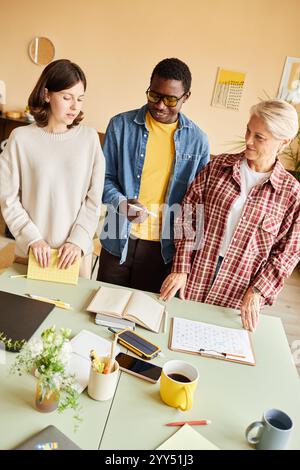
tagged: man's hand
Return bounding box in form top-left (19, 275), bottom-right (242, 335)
top-left (240, 286), bottom-right (261, 332)
top-left (30, 240), bottom-right (51, 268)
top-left (159, 273), bottom-right (188, 302)
top-left (119, 198), bottom-right (149, 223)
top-left (57, 243), bottom-right (82, 269)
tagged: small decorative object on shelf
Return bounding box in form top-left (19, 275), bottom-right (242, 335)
top-left (10, 326), bottom-right (82, 429)
top-left (24, 105), bottom-right (35, 122)
top-left (6, 111), bottom-right (22, 119)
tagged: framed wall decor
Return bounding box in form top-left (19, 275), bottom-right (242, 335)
top-left (277, 56), bottom-right (300, 104)
top-left (211, 68), bottom-right (246, 111)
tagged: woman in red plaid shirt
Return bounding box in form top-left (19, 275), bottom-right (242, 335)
top-left (160, 100), bottom-right (300, 332)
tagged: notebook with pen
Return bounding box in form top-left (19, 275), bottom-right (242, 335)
top-left (27, 249), bottom-right (80, 285)
top-left (169, 317), bottom-right (255, 366)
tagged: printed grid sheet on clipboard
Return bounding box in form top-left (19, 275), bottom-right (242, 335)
top-left (169, 317), bottom-right (255, 366)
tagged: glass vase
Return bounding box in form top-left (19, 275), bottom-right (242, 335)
top-left (35, 380), bottom-right (60, 413)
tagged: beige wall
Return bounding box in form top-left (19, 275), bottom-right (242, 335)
top-left (1, 0), bottom-right (300, 154)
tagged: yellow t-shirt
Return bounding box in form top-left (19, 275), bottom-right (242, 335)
top-left (131, 112), bottom-right (177, 241)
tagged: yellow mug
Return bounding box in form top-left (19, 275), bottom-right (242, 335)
top-left (160, 360), bottom-right (199, 411)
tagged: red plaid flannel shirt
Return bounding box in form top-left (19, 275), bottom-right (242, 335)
top-left (172, 153), bottom-right (300, 309)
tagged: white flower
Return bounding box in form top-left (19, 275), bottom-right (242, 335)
top-left (58, 341), bottom-right (72, 366)
top-left (54, 334), bottom-right (63, 347)
top-left (52, 373), bottom-right (62, 389)
top-left (27, 338), bottom-right (43, 358)
top-left (46, 333), bottom-right (54, 343)
top-left (63, 328), bottom-right (72, 338)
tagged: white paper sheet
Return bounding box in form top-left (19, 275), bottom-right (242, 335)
top-left (157, 424), bottom-right (219, 450)
top-left (171, 317), bottom-right (255, 365)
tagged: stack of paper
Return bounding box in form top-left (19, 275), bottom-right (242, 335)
top-left (95, 313), bottom-right (135, 330)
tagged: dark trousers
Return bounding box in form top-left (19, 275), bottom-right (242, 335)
top-left (97, 238), bottom-right (172, 294)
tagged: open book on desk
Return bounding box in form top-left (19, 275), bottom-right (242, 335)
top-left (86, 286), bottom-right (165, 333)
top-left (169, 317), bottom-right (255, 366)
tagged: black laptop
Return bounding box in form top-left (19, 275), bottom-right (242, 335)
top-left (0, 290), bottom-right (54, 351)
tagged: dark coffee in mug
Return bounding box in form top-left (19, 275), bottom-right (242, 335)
top-left (268, 418), bottom-right (289, 430)
top-left (168, 373), bottom-right (191, 383)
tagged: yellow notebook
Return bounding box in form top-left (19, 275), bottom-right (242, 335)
top-left (27, 249), bottom-right (80, 285)
top-left (157, 424), bottom-right (219, 450)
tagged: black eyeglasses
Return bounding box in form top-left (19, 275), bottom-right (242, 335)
top-left (146, 88), bottom-right (186, 107)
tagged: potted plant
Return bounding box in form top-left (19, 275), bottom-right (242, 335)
top-left (10, 325), bottom-right (81, 429)
top-left (280, 124), bottom-right (300, 182)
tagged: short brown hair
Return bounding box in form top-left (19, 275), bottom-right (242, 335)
top-left (28, 59), bottom-right (87, 128)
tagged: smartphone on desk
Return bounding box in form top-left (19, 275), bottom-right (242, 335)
top-left (116, 352), bottom-right (162, 383)
top-left (116, 329), bottom-right (161, 360)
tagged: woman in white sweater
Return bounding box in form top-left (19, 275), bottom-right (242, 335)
top-left (0, 59), bottom-right (105, 276)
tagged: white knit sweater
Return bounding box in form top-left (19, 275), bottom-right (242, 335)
top-left (0, 123), bottom-right (105, 256)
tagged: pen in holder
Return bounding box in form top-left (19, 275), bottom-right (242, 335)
top-left (107, 335), bottom-right (118, 373)
top-left (88, 354), bottom-right (119, 401)
top-left (88, 337), bottom-right (119, 401)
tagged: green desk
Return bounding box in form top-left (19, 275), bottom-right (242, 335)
top-left (1, 265), bottom-right (300, 450)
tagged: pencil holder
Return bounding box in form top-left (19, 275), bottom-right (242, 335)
top-left (87, 357), bottom-right (119, 401)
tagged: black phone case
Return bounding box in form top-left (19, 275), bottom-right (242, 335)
top-left (117, 330), bottom-right (161, 360)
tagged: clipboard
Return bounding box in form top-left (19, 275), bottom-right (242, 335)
top-left (168, 317), bottom-right (256, 366)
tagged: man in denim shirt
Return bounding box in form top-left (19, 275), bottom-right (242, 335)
top-left (98, 58), bottom-right (209, 293)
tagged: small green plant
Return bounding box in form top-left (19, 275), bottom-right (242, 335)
top-left (280, 126), bottom-right (300, 182)
top-left (10, 326), bottom-right (82, 429)
top-left (0, 331), bottom-right (25, 352)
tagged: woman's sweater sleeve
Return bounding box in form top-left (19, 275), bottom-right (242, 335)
top-left (66, 131), bottom-right (105, 255)
top-left (0, 131), bottom-right (42, 254)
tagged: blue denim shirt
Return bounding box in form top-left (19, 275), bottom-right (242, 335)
top-left (100, 105), bottom-right (210, 264)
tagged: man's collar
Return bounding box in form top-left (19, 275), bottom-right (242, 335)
top-left (133, 105), bottom-right (192, 129)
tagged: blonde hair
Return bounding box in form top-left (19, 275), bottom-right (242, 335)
top-left (250, 100), bottom-right (298, 141)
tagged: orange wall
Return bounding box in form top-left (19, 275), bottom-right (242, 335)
top-left (1, 0), bottom-right (300, 154)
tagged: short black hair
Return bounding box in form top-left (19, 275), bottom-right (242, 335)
top-left (150, 58), bottom-right (192, 94)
